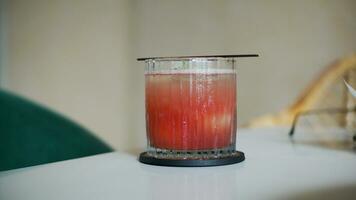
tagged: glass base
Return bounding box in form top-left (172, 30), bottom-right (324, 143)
top-left (146, 145), bottom-right (237, 159)
top-left (139, 150), bottom-right (245, 167)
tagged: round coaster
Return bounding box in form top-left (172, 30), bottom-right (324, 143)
top-left (139, 151), bottom-right (245, 167)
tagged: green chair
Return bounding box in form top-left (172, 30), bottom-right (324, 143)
top-left (0, 89), bottom-right (113, 171)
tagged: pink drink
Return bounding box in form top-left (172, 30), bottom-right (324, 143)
top-left (145, 72), bottom-right (237, 150)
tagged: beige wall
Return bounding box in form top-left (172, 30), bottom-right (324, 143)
top-left (1, 0), bottom-right (356, 151)
top-left (2, 0), bottom-right (137, 150)
top-left (0, 0), bottom-right (6, 86)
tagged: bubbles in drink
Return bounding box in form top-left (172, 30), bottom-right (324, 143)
top-left (145, 71), bottom-right (237, 150)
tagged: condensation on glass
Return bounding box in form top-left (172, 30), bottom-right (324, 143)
top-left (144, 57), bottom-right (239, 159)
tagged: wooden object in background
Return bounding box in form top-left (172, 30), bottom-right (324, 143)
top-left (245, 54), bottom-right (356, 128)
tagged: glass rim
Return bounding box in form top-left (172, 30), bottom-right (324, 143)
top-left (137, 54), bottom-right (259, 61)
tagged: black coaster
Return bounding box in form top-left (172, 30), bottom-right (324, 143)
top-left (139, 151), bottom-right (245, 167)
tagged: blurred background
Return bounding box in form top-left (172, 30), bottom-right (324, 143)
top-left (0, 0), bottom-right (355, 152)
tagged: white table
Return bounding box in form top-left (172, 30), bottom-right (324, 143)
top-left (1, 128), bottom-right (356, 200)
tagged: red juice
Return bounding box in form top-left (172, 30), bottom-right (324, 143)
top-left (145, 72), bottom-right (237, 150)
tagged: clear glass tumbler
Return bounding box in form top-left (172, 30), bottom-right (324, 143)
top-left (138, 55), bottom-right (257, 166)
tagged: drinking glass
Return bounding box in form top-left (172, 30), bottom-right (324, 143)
top-left (138, 55), bottom-right (257, 166)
